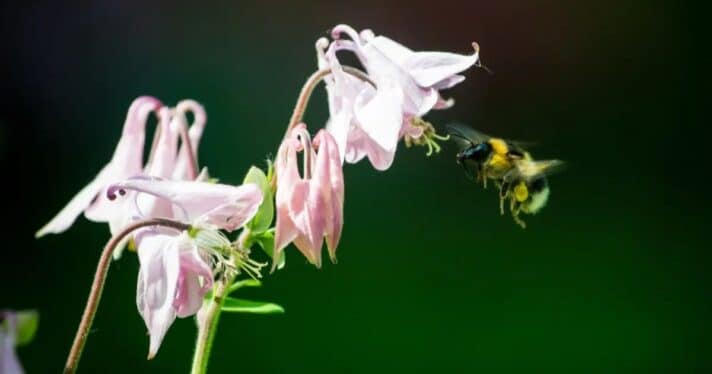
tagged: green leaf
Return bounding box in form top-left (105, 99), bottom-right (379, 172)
top-left (15, 310), bottom-right (39, 346)
top-left (221, 297), bottom-right (285, 314)
top-left (228, 278), bottom-right (262, 294)
top-left (243, 166), bottom-right (274, 233)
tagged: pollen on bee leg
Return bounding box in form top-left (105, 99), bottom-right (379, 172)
top-left (514, 182), bottom-right (529, 202)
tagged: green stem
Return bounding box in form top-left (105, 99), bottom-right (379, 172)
top-left (190, 274), bottom-right (233, 374)
top-left (190, 230), bottom-right (250, 373)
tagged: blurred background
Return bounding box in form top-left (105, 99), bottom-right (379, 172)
top-left (1, 0), bottom-right (708, 372)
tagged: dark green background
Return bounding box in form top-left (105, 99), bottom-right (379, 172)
top-left (1, 0), bottom-right (708, 372)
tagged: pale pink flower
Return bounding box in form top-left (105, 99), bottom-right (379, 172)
top-left (106, 178), bottom-right (263, 358)
top-left (35, 96), bottom-right (164, 238)
top-left (317, 38), bottom-right (404, 171)
top-left (274, 124), bottom-right (344, 268)
top-left (135, 232), bottom-right (213, 359)
top-left (330, 24), bottom-right (480, 116)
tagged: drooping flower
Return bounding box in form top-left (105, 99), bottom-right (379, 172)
top-left (318, 25), bottom-right (479, 170)
top-left (317, 38), bottom-right (405, 171)
top-left (274, 124), bottom-right (344, 268)
top-left (134, 231), bottom-right (214, 359)
top-left (106, 178), bottom-right (263, 358)
top-left (35, 96), bottom-right (165, 238)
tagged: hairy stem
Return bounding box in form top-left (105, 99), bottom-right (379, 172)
top-left (190, 230), bottom-right (251, 374)
top-left (285, 66), bottom-right (373, 137)
top-left (64, 218), bottom-right (191, 374)
top-left (190, 274), bottom-right (233, 374)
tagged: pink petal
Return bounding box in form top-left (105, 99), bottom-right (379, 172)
top-left (314, 131), bottom-right (344, 260)
top-left (107, 179), bottom-right (262, 231)
top-left (136, 233), bottom-right (180, 358)
top-left (172, 100), bottom-right (206, 181)
top-left (84, 96), bottom-right (162, 222)
top-left (354, 79), bottom-right (404, 152)
top-left (431, 74), bottom-right (466, 90)
top-left (174, 245), bottom-right (213, 318)
top-left (344, 126), bottom-right (397, 171)
top-left (144, 107), bottom-right (178, 178)
top-left (366, 35), bottom-right (414, 66)
top-left (289, 181), bottom-right (324, 266)
top-left (36, 97), bottom-right (161, 237)
top-left (141, 107), bottom-right (177, 221)
top-left (274, 137), bottom-right (302, 260)
top-left (402, 48), bottom-right (479, 88)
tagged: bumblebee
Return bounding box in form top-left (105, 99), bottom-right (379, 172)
top-left (448, 124), bottom-right (563, 228)
top-left (447, 124), bottom-right (530, 188)
top-left (496, 159), bottom-right (564, 228)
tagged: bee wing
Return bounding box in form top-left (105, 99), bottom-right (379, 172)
top-left (446, 123), bottom-right (490, 148)
top-left (504, 159), bottom-right (566, 181)
top-left (506, 139), bottom-right (538, 154)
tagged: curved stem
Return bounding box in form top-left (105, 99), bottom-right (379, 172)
top-left (63, 218), bottom-right (191, 374)
top-left (285, 66), bottom-right (374, 137)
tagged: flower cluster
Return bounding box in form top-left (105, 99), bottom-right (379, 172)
top-left (37, 97), bottom-right (265, 357)
top-left (36, 23), bottom-right (483, 370)
top-left (273, 24), bottom-right (481, 266)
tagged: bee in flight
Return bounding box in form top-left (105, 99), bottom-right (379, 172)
top-left (447, 124), bottom-right (530, 187)
top-left (447, 124), bottom-right (564, 228)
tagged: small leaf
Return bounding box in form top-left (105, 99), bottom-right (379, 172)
top-left (243, 166), bottom-right (274, 233)
top-left (15, 310), bottom-right (39, 346)
top-left (228, 278), bottom-right (262, 294)
top-left (221, 298), bottom-right (285, 314)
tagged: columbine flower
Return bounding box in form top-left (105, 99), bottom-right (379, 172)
top-left (317, 38), bottom-right (405, 171)
top-left (134, 231), bottom-right (212, 359)
top-left (330, 24), bottom-right (480, 116)
top-left (106, 178), bottom-right (263, 358)
top-left (36, 98), bottom-right (208, 240)
top-left (318, 25), bottom-right (479, 170)
top-left (35, 96), bottom-right (165, 238)
top-left (274, 124), bottom-right (344, 268)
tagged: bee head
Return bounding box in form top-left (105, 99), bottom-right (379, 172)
top-left (456, 151), bottom-right (465, 164)
top-left (459, 142), bottom-right (491, 163)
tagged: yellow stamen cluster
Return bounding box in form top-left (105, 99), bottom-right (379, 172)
top-left (404, 117), bottom-right (450, 156)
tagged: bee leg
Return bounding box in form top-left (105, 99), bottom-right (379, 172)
top-left (511, 204), bottom-right (526, 229)
top-left (498, 181), bottom-right (508, 215)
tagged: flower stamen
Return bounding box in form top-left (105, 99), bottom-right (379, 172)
top-left (404, 117), bottom-right (451, 157)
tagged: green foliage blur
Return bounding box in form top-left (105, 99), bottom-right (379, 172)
top-left (1, 0), bottom-right (708, 372)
